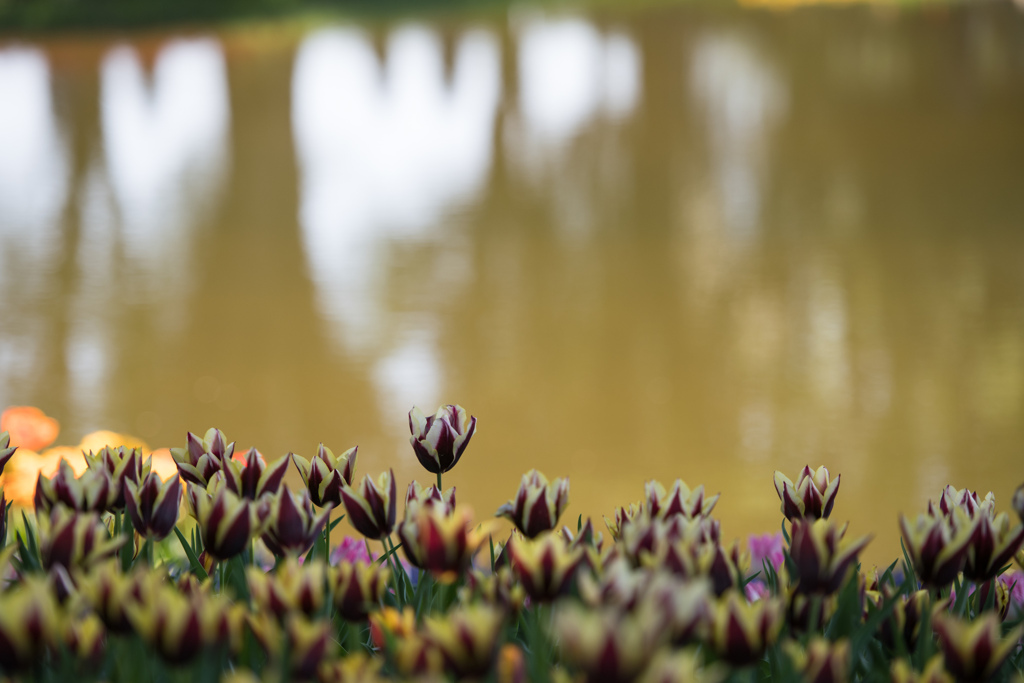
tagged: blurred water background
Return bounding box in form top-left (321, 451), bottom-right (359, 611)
top-left (2, 0), bottom-right (1024, 562)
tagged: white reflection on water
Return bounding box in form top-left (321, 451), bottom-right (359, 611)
top-left (690, 34), bottom-right (785, 242)
top-left (100, 38), bottom-right (230, 318)
top-left (293, 26), bottom-right (500, 421)
top-left (0, 47), bottom-right (68, 407)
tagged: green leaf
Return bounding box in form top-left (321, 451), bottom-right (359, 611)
top-left (174, 526), bottom-right (209, 581)
top-left (329, 514), bottom-right (346, 532)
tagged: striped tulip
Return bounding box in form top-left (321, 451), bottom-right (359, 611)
top-left (789, 519), bottom-right (871, 595)
top-left (0, 431), bottom-right (16, 477)
top-left (35, 459), bottom-right (116, 514)
top-left (398, 501), bottom-right (482, 576)
top-left (39, 508), bottom-right (125, 571)
top-left (937, 486), bottom-right (992, 520)
top-left (124, 470), bottom-right (181, 540)
top-left (331, 560), bottom-right (390, 621)
top-left (899, 509), bottom-right (975, 588)
top-left (890, 656), bottom-right (954, 683)
top-left (660, 539), bottom-right (750, 597)
top-left (127, 583), bottom-right (240, 664)
top-left (340, 470), bottom-right (397, 541)
top-left (963, 510), bottom-right (1024, 582)
top-left (507, 533), bottom-right (584, 602)
top-left (709, 593), bottom-right (784, 666)
top-left (223, 448), bottom-right (291, 501)
top-left (188, 478), bottom-right (260, 561)
top-left (258, 487), bottom-right (331, 557)
top-left (171, 428), bottom-right (233, 488)
top-left (247, 613), bottom-right (334, 681)
top-left (293, 444), bottom-right (356, 508)
top-left (76, 562), bottom-right (163, 633)
top-left (409, 404), bottom-right (477, 475)
top-left (495, 470), bottom-right (569, 538)
top-left (84, 445), bottom-right (145, 510)
top-left (645, 479), bottom-right (720, 520)
top-left (774, 466), bottom-right (841, 521)
top-left (247, 558), bottom-right (328, 620)
top-left (933, 613), bottom-right (1022, 683)
top-left (423, 604), bottom-right (504, 679)
top-left (784, 638), bottom-right (851, 683)
top-left (406, 480), bottom-right (456, 514)
top-left (0, 578), bottom-right (60, 672)
top-left (552, 603), bottom-right (664, 683)
top-left (1013, 484), bottom-right (1024, 524)
top-left (603, 502), bottom-right (644, 541)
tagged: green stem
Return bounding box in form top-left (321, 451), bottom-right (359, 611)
top-left (436, 470), bottom-right (442, 490)
top-left (383, 536), bottom-right (405, 607)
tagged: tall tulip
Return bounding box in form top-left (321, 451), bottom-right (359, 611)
top-left (409, 405), bottom-right (476, 487)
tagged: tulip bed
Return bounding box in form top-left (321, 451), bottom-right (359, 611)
top-left (0, 404), bottom-right (1023, 683)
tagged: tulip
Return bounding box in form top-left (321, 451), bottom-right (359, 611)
top-left (223, 447), bottom-right (292, 501)
top-left (497, 643), bottom-right (527, 683)
top-left (865, 588), bottom-right (933, 652)
top-left (340, 469), bottom-right (397, 541)
top-left (247, 613), bottom-right (334, 680)
top-left (330, 535), bottom-right (375, 566)
top-left (709, 593), bottom-right (783, 666)
top-left (398, 501), bottom-right (482, 577)
top-left (963, 510), bottom-right (1024, 583)
top-left (34, 459), bottom-right (116, 514)
top-left (563, 517), bottom-right (606, 572)
top-left (464, 566), bottom-right (526, 613)
top-left (775, 465), bottom-right (841, 521)
top-left (644, 573), bottom-right (713, 646)
top-left (406, 480), bottom-right (456, 513)
top-left (899, 509), bottom-right (975, 588)
top-left (645, 479), bottom-right (720, 520)
top-left (786, 589), bottom-right (839, 633)
top-left (507, 532), bottom-right (584, 601)
top-left (604, 501), bottom-right (644, 541)
top-left (294, 444), bottom-right (357, 508)
top-left (1013, 484), bottom-right (1024, 524)
top-left (496, 470), bottom-right (570, 538)
top-left (125, 582), bottom-right (239, 664)
top-left (0, 430), bottom-right (16, 477)
top-left (369, 606), bottom-right (417, 649)
top-left (578, 556), bottom-right (651, 611)
top-left (258, 487), bottom-right (331, 557)
top-left (62, 613), bottom-right (106, 666)
top-left (84, 445), bottom-right (145, 510)
top-left (39, 507), bottom-right (125, 571)
top-left (331, 560), bottom-right (390, 621)
top-left (393, 634), bottom-right (445, 678)
top-left (784, 638), bottom-right (851, 683)
top-left (124, 470), bottom-right (181, 540)
top-left (422, 604), bottom-right (504, 678)
top-left (890, 656), bottom-right (954, 683)
top-left (749, 532), bottom-right (785, 576)
top-left (972, 579), bottom-right (1011, 621)
top-left (188, 478), bottom-right (260, 561)
top-left (409, 404), bottom-right (477, 479)
top-left (660, 539), bottom-right (749, 597)
top-left (932, 613), bottom-right (1023, 683)
top-left (317, 653), bottom-right (383, 683)
top-left (0, 578), bottom-right (60, 672)
top-left (789, 519), bottom-right (871, 594)
top-left (936, 486), bottom-right (993, 520)
top-left (171, 428), bottom-right (233, 488)
top-left (552, 602), bottom-right (664, 683)
top-left (637, 649), bottom-right (712, 683)
top-left (76, 561), bottom-right (164, 633)
top-left (247, 558), bottom-right (328, 620)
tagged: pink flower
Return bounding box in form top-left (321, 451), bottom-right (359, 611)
top-left (748, 532), bottom-right (785, 576)
top-left (330, 536), bottom-right (376, 566)
top-left (745, 580), bottom-right (770, 602)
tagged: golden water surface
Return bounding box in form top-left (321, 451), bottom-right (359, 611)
top-left (2, 2), bottom-right (1024, 563)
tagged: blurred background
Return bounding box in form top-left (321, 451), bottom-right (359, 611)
top-left (1, 0), bottom-right (1024, 564)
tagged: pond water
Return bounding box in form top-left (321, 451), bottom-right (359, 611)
top-left (2, 2), bottom-right (1024, 562)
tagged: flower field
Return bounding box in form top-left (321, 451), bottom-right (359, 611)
top-left (0, 405), bottom-right (1022, 682)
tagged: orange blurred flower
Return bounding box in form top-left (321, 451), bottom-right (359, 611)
top-left (0, 406), bottom-right (59, 452)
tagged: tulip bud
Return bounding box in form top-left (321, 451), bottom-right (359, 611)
top-left (463, 566), bottom-right (526, 613)
top-left (406, 480), bottom-right (456, 514)
top-left (340, 470), bottom-right (397, 541)
top-left (409, 404), bottom-right (477, 474)
top-left (933, 613), bottom-right (1022, 683)
top-left (294, 444), bottom-right (356, 508)
top-left (496, 470), bottom-right (570, 538)
top-left (422, 604), bottom-right (504, 679)
top-left (0, 579), bottom-right (60, 672)
top-left (973, 579), bottom-right (1011, 621)
top-left (189, 480), bottom-right (260, 561)
top-left (126, 583), bottom-right (239, 664)
top-left (35, 459), bottom-right (117, 514)
top-left (223, 448), bottom-right (292, 501)
top-left (644, 573), bottom-right (713, 646)
top-left (603, 501), bottom-right (644, 541)
top-left (76, 562), bottom-right (163, 633)
top-left (784, 638), bottom-right (851, 683)
top-left (660, 539), bottom-right (749, 597)
top-left (0, 431), bottom-right (17, 478)
top-left (645, 479), bottom-right (720, 520)
top-left (774, 466), bottom-right (841, 521)
top-left (398, 501), bottom-right (482, 577)
top-left (963, 511), bottom-right (1024, 583)
top-left (497, 643), bottom-right (527, 683)
top-left (507, 532), bottom-right (584, 602)
top-left (789, 519), bottom-right (871, 595)
top-left (552, 603), bottom-right (664, 683)
top-left (369, 606), bottom-right (416, 649)
top-left (247, 613), bottom-right (334, 680)
top-left (63, 612), bottom-right (106, 666)
top-left (709, 593), bottom-right (783, 666)
top-left (258, 487), bottom-right (331, 557)
top-left (124, 470), bottom-right (181, 540)
top-left (39, 507), bottom-right (125, 571)
top-left (171, 428), bottom-right (233, 488)
top-left (865, 587), bottom-right (933, 652)
top-left (84, 445), bottom-right (146, 510)
top-left (899, 509), bottom-right (975, 588)
top-left (331, 560), bottom-right (390, 621)
top-left (637, 649), bottom-right (712, 683)
top-left (248, 558), bottom-right (329, 620)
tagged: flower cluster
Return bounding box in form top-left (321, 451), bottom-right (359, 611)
top-left (0, 407), bottom-right (1022, 683)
